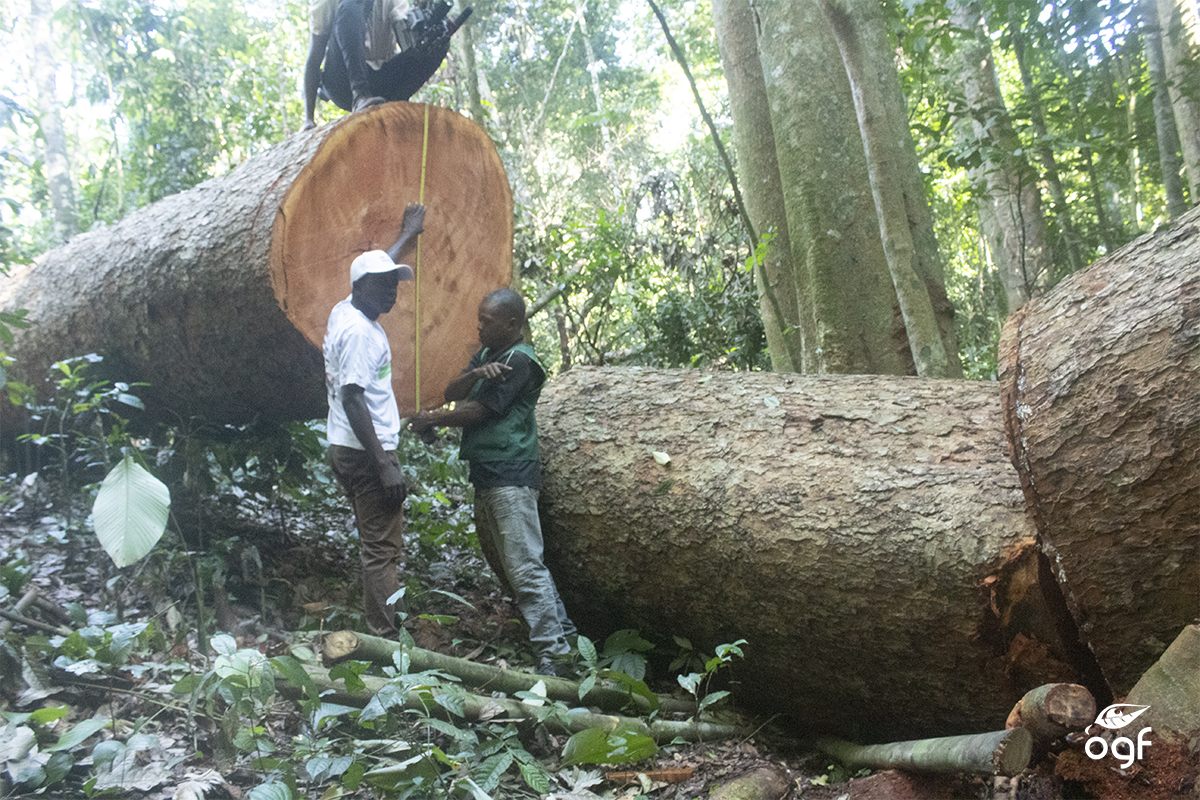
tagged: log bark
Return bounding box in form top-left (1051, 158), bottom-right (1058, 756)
top-left (0, 103), bottom-right (511, 423)
top-left (537, 368), bottom-right (1080, 739)
top-left (815, 729), bottom-right (1033, 776)
top-left (1126, 624), bottom-right (1200, 744)
top-left (320, 630), bottom-right (696, 714)
top-left (999, 205), bottom-right (1200, 694)
top-left (285, 664), bottom-right (741, 743)
top-left (1004, 683), bottom-right (1096, 745)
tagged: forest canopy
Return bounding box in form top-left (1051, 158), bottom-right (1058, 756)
top-left (1, 0), bottom-right (1195, 379)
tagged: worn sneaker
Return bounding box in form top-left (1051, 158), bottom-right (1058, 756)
top-left (534, 655), bottom-right (565, 678)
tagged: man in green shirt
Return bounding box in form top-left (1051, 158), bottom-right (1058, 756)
top-left (410, 289), bottom-right (576, 676)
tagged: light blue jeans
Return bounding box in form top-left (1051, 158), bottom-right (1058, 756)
top-left (475, 486), bottom-right (576, 656)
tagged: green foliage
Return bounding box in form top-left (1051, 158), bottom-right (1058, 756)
top-left (561, 724), bottom-right (657, 766)
top-left (91, 454), bottom-right (171, 568)
top-left (675, 637), bottom-right (746, 721)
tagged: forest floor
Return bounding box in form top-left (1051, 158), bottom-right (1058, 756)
top-left (0, 460), bottom-right (1187, 799)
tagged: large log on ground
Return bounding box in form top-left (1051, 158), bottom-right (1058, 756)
top-left (0, 104), bottom-right (511, 423)
top-left (999, 206), bottom-right (1200, 694)
top-left (537, 369), bottom-right (1080, 740)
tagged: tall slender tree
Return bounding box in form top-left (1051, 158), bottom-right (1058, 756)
top-left (1155, 0), bottom-right (1200, 200)
top-left (1142, 0), bottom-right (1189, 216)
top-left (735, 0), bottom-right (914, 374)
top-left (819, 0), bottom-right (958, 376)
top-left (712, 0), bottom-right (809, 372)
top-left (947, 0), bottom-right (1052, 313)
top-left (31, 0), bottom-right (77, 242)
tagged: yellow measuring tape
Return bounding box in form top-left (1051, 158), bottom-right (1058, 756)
top-left (414, 104), bottom-right (430, 413)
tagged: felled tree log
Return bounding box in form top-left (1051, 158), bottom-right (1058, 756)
top-left (284, 664), bottom-right (741, 743)
top-left (320, 630), bottom-right (696, 715)
top-left (1125, 624), bottom-right (1200, 744)
top-left (537, 369), bottom-right (1078, 739)
top-left (815, 729), bottom-right (1033, 776)
top-left (999, 207), bottom-right (1200, 694)
top-left (0, 104), bottom-right (511, 423)
top-left (1004, 683), bottom-right (1096, 745)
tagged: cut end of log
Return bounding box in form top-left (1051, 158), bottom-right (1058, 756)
top-left (270, 103), bottom-right (513, 416)
top-left (993, 727), bottom-right (1033, 777)
top-left (322, 630), bottom-right (362, 666)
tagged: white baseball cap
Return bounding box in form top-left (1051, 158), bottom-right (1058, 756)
top-left (350, 250), bottom-right (414, 285)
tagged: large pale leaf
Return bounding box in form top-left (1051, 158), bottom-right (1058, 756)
top-left (92, 455), bottom-right (170, 568)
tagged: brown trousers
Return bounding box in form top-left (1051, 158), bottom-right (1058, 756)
top-left (330, 445), bottom-right (405, 637)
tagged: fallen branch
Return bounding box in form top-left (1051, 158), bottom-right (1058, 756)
top-left (814, 728), bottom-right (1033, 776)
top-left (0, 587), bottom-right (40, 636)
top-left (321, 630), bottom-right (696, 715)
top-left (1005, 683), bottom-right (1096, 745)
top-left (285, 664), bottom-right (741, 744)
top-left (605, 767), bottom-right (695, 785)
top-left (0, 606), bottom-right (70, 636)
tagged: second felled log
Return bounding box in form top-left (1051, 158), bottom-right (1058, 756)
top-left (536, 369), bottom-right (1082, 740)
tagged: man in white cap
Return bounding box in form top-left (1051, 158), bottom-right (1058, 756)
top-left (324, 202), bottom-right (424, 638)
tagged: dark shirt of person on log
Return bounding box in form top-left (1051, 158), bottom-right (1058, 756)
top-left (302, 0), bottom-right (473, 130)
top-left (408, 289), bottom-right (578, 677)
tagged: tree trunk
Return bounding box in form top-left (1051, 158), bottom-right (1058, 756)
top-left (0, 104), bottom-right (512, 423)
top-left (1156, 0), bottom-right (1200, 200)
top-left (31, 0), bottom-right (77, 242)
top-left (712, 0), bottom-right (810, 372)
top-left (998, 205), bottom-right (1200, 695)
top-left (815, 729), bottom-right (1033, 776)
top-left (1010, 24), bottom-right (1086, 270)
top-left (820, 0), bottom-right (958, 377)
top-left (1142, 0), bottom-right (1190, 217)
top-left (750, 0), bottom-right (914, 375)
top-left (948, 0), bottom-right (1053, 312)
top-left (537, 368), bottom-right (1079, 739)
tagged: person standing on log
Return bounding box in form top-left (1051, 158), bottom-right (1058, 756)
top-left (409, 289), bottom-right (578, 676)
top-left (302, 0), bottom-right (472, 129)
top-left (324, 203), bottom-right (424, 638)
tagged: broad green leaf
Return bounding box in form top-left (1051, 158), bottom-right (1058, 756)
top-left (518, 761), bottom-right (551, 795)
top-left (248, 782), bottom-right (293, 800)
top-left (271, 656), bottom-right (317, 698)
top-left (46, 717), bottom-right (109, 752)
top-left (91, 455), bottom-right (170, 568)
top-left (28, 705), bottom-right (70, 725)
top-left (561, 724), bottom-right (657, 766)
top-left (577, 635), bottom-right (598, 667)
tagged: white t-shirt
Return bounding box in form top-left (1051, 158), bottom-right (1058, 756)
top-left (324, 297), bottom-right (401, 450)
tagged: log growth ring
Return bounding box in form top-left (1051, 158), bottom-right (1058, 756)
top-left (269, 104), bottom-right (513, 415)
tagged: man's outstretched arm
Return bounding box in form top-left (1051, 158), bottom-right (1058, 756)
top-left (387, 203), bottom-right (426, 262)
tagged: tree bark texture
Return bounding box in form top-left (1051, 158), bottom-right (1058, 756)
top-left (749, 0), bottom-right (914, 375)
top-left (1155, 0), bottom-right (1200, 200)
top-left (821, 0), bottom-right (958, 378)
top-left (0, 104), bottom-right (512, 422)
top-left (712, 0), bottom-right (809, 373)
top-left (948, 0), bottom-right (1052, 312)
top-left (998, 205), bottom-right (1200, 696)
top-left (537, 368), bottom-right (1080, 739)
